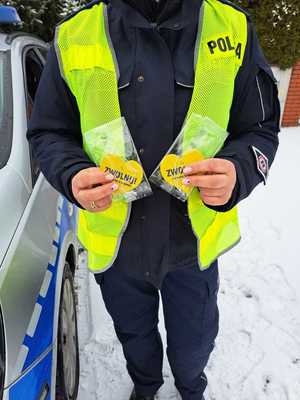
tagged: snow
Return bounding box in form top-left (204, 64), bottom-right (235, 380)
top-left (76, 127), bottom-right (300, 400)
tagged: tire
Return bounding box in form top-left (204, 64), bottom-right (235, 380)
top-left (56, 262), bottom-right (80, 400)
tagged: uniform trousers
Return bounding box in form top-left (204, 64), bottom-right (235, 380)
top-left (94, 260), bottom-right (220, 400)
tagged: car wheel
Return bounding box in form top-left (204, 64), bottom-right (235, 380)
top-left (56, 262), bottom-right (80, 400)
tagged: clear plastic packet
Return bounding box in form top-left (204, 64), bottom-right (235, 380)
top-left (149, 113), bottom-right (229, 202)
top-left (83, 117), bottom-right (153, 203)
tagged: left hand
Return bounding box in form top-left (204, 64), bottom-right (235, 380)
top-left (183, 158), bottom-right (237, 206)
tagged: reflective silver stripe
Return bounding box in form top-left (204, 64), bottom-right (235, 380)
top-left (26, 303), bottom-right (42, 338)
top-left (176, 81), bottom-right (194, 88)
top-left (54, 224), bottom-right (60, 243)
top-left (256, 75), bottom-right (265, 122)
top-left (104, 4), bottom-right (120, 82)
top-left (54, 25), bottom-right (67, 83)
top-left (194, 2), bottom-right (205, 71)
top-left (13, 345), bottom-right (29, 379)
top-left (39, 270), bottom-right (53, 298)
top-left (118, 82), bottom-right (130, 90)
top-left (49, 245), bottom-right (58, 267)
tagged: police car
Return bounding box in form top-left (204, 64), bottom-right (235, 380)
top-left (0, 6), bottom-right (80, 400)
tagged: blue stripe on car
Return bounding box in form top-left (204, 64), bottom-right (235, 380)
top-left (9, 350), bottom-right (53, 400)
top-left (22, 197), bottom-right (72, 369)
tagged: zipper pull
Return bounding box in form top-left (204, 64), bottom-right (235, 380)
top-left (150, 22), bottom-right (160, 32)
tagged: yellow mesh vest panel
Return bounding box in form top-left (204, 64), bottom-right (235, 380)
top-left (186, 0), bottom-right (247, 269)
top-left (56, 3), bottom-right (130, 272)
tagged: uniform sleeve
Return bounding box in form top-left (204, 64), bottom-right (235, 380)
top-left (207, 19), bottom-right (281, 212)
top-left (26, 45), bottom-right (96, 207)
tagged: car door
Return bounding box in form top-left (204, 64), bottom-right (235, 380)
top-left (0, 42), bottom-right (60, 388)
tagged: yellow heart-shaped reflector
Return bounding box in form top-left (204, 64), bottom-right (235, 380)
top-left (160, 149), bottom-right (204, 193)
top-left (100, 154), bottom-right (143, 194)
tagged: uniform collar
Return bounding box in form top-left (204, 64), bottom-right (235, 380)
top-left (121, 0), bottom-right (180, 24)
top-left (108, 0), bottom-right (202, 30)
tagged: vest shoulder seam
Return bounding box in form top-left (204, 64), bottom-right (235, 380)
top-left (216, 0), bottom-right (251, 19)
top-left (57, 0), bottom-right (106, 27)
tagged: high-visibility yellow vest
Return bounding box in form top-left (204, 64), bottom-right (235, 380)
top-left (55, 0), bottom-right (247, 273)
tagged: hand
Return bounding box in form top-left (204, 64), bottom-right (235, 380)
top-left (183, 158), bottom-right (237, 206)
top-left (71, 167), bottom-right (118, 212)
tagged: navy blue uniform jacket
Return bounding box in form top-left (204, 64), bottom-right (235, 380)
top-left (27, 0), bottom-right (280, 288)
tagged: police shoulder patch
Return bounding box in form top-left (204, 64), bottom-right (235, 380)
top-left (251, 146), bottom-right (269, 185)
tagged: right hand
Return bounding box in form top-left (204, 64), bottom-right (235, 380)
top-left (71, 167), bottom-right (118, 212)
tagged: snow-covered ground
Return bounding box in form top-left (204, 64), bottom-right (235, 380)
top-left (76, 127), bottom-right (300, 400)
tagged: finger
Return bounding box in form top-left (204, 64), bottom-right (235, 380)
top-left (74, 168), bottom-right (114, 190)
top-left (78, 182), bottom-right (118, 203)
top-left (89, 196), bottom-right (112, 212)
top-left (86, 197), bottom-right (113, 213)
top-left (183, 158), bottom-right (231, 176)
top-left (183, 174), bottom-right (227, 189)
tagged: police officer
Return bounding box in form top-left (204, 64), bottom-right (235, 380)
top-left (27, 0), bottom-right (280, 399)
